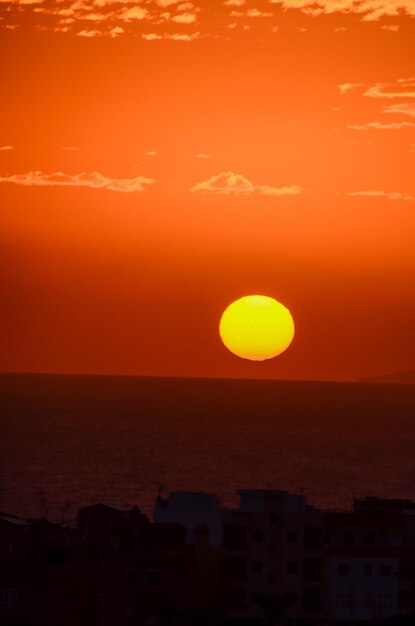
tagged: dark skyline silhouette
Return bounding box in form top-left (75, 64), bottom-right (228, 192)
top-left (3, 489), bottom-right (415, 625)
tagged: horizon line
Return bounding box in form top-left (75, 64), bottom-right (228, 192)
top-left (0, 370), bottom-right (412, 385)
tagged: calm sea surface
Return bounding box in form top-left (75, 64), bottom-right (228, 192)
top-left (1, 374), bottom-right (414, 522)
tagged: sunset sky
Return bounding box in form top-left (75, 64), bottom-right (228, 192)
top-left (0, 0), bottom-right (414, 381)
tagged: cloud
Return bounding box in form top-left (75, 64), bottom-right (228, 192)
top-left (348, 190), bottom-right (414, 200)
top-left (382, 102), bottom-right (415, 118)
top-left (347, 121), bottom-right (415, 130)
top-left (195, 153), bottom-right (213, 158)
top-left (364, 78), bottom-right (415, 99)
top-left (142, 31), bottom-right (199, 40)
top-left (0, 171), bottom-right (154, 192)
top-left (108, 25), bottom-right (123, 37)
top-left (169, 30), bottom-right (199, 39)
top-left (142, 33), bottom-right (163, 39)
top-left (154, 0), bottom-right (182, 6)
top-left (338, 83), bottom-right (363, 94)
top-left (92, 0), bottom-right (138, 5)
top-left (2, 0), bottom-right (415, 36)
top-left (171, 12), bottom-right (197, 23)
top-left (246, 8), bottom-right (273, 17)
top-left (268, 0), bottom-right (415, 20)
top-left (177, 2), bottom-right (194, 9)
top-left (381, 24), bottom-right (399, 30)
top-left (77, 28), bottom-right (102, 36)
top-left (191, 172), bottom-right (254, 194)
top-left (0, 0), bottom-right (44, 4)
top-left (189, 171), bottom-right (302, 196)
top-left (0, 145), bottom-right (14, 150)
top-left (61, 146), bottom-right (79, 150)
top-left (82, 11), bottom-right (109, 22)
top-left (118, 6), bottom-right (149, 21)
top-left (256, 184), bottom-right (303, 196)
top-left (145, 150), bottom-right (157, 156)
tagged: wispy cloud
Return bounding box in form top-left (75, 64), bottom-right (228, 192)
top-left (338, 83), bottom-right (363, 94)
top-left (0, 145), bottom-right (14, 151)
top-left (142, 31), bottom-right (199, 40)
top-left (382, 102), bottom-right (415, 118)
top-left (0, 0), bottom-right (43, 4)
top-left (0, 171), bottom-right (154, 192)
top-left (61, 146), bottom-right (79, 151)
top-left (2, 0), bottom-right (414, 38)
top-left (154, 0), bottom-right (182, 6)
top-left (342, 78), bottom-right (415, 130)
top-left (347, 121), bottom-right (415, 130)
top-left (245, 8), bottom-right (273, 17)
top-left (269, 0), bottom-right (415, 20)
top-left (196, 153), bottom-right (213, 159)
top-left (348, 189), bottom-right (414, 200)
top-left (118, 6), bottom-right (149, 21)
top-left (171, 12), bottom-right (197, 23)
top-left (190, 171), bottom-right (302, 196)
top-left (364, 78), bottom-right (415, 99)
top-left (109, 25), bottom-right (124, 37)
top-left (77, 28), bottom-right (102, 37)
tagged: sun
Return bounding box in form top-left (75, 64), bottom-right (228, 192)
top-left (219, 295), bottom-right (295, 361)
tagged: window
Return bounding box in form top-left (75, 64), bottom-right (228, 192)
top-left (252, 530), bottom-right (263, 542)
top-left (364, 564), bottom-right (373, 577)
top-left (269, 513), bottom-right (277, 524)
top-left (337, 563), bottom-right (350, 576)
top-left (0, 588), bottom-right (19, 607)
top-left (286, 561), bottom-right (298, 574)
top-left (229, 587), bottom-right (245, 610)
top-left (268, 573), bottom-right (275, 584)
top-left (223, 525), bottom-right (247, 550)
top-left (364, 531), bottom-right (375, 545)
top-left (380, 564), bottom-right (392, 577)
top-left (364, 594), bottom-right (373, 607)
top-left (287, 530), bottom-right (299, 543)
top-left (225, 556), bottom-right (246, 580)
top-left (145, 570), bottom-right (161, 588)
top-left (269, 542), bottom-right (276, 554)
top-left (343, 531), bottom-right (354, 545)
top-left (303, 588), bottom-right (323, 611)
top-left (124, 606), bottom-right (135, 617)
top-left (251, 561), bottom-right (263, 574)
top-left (380, 594), bottom-right (392, 608)
top-left (337, 594), bottom-right (352, 608)
top-left (305, 526), bottom-right (322, 550)
top-left (125, 569), bottom-right (135, 585)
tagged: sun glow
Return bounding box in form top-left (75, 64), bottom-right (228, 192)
top-left (219, 295), bottom-right (295, 361)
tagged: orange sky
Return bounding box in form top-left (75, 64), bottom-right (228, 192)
top-left (0, 0), bottom-right (414, 381)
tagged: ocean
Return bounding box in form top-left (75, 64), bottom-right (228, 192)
top-left (1, 373), bottom-right (414, 522)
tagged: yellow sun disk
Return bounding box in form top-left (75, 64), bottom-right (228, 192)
top-left (219, 295), bottom-right (295, 361)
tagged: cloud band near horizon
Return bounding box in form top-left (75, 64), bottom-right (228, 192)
top-left (0, 171), bottom-right (155, 192)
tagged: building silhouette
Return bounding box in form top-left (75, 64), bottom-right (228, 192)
top-left (1, 491), bottom-right (415, 625)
